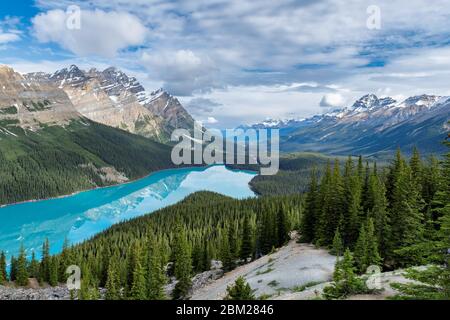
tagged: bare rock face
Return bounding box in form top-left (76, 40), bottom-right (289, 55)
top-left (0, 65), bottom-right (81, 131)
top-left (144, 88), bottom-right (196, 131)
top-left (25, 65), bottom-right (196, 142)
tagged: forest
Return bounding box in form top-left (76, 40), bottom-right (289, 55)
top-left (0, 142), bottom-right (448, 300)
top-left (0, 119), bottom-right (173, 205)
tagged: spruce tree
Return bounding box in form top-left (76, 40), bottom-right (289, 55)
top-left (16, 244), bottom-right (29, 286)
top-left (323, 248), bottom-right (365, 299)
top-left (220, 228), bottom-right (233, 271)
top-left (48, 256), bottom-right (59, 286)
top-left (354, 223), bottom-right (368, 273)
top-left (0, 251), bottom-right (7, 284)
top-left (172, 225), bottom-right (192, 299)
top-left (9, 256), bottom-right (17, 282)
top-left (240, 214), bottom-right (254, 261)
top-left (367, 171), bottom-right (389, 257)
top-left (365, 218), bottom-right (382, 269)
top-left (40, 238), bottom-right (50, 283)
top-left (331, 228), bottom-right (344, 256)
top-left (300, 168), bottom-right (319, 242)
top-left (147, 238), bottom-right (167, 300)
top-left (59, 238), bottom-right (71, 282)
top-left (389, 163), bottom-right (425, 265)
top-left (28, 251), bottom-right (40, 279)
top-left (105, 257), bottom-right (121, 300)
top-left (130, 259), bottom-right (147, 300)
top-left (224, 276), bottom-right (255, 300)
top-left (276, 205), bottom-right (289, 246)
top-left (354, 219), bottom-right (381, 273)
top-left (342, 156), bottom-right (362, 246)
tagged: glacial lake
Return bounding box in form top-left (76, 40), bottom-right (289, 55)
top-left (0, 165), bottom-right (256, 261)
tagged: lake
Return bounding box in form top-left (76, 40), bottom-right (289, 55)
top-left (0, 165), bottom-right (256, 261)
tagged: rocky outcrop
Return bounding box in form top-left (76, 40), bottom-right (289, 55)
top-left (144, 88), bottom-right (195, 131)
top-left (0, 285), bottom-right (72, 300)
top-left (0, 65), bottom-right (81, 131)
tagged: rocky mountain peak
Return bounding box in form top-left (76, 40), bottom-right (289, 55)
top-left (401, 94), bottom-right (441, 108)
top-left (351, 94), bottom-right (380, 110)
top-left (50, 64), bottom-right (86, 86)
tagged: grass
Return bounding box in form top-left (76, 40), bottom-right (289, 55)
top-left (256, 267), bottom-right (274, 275)
top-left (291, 281), bottom-right (323, 292)
top-left (267, 280), bottom-right (279, 287)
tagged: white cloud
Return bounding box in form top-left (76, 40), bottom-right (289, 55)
top-left (206, 117), bottom-right (219, 124)
top-left (0, 33), bottom-right (20, 44)
top-left (32, 9), bottom-right (148, 57)
top-left (141, 49), bottom-right (218, 95)
top-left (319, 93), bottom-right (346, 108)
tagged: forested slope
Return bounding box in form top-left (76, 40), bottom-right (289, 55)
top-left (0, 119), bottom-right (173, 205)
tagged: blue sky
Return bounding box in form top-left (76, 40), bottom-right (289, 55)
top-left (1, 0), bottom-right (450, 127)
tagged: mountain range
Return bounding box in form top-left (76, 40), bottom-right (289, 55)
top-left (244, 94), bottom-right (450, 156)
top-left (23, 65), bottom-right (195, 142)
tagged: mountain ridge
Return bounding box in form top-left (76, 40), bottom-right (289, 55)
top-left (24, 64), bottom-right (195, 142)
top-left (242, 93), bottom-right (449, 156)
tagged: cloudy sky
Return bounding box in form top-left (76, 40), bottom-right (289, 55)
top-left (1, 0), bottom-right (450, 127)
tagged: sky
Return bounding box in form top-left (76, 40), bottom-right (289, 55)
top-left (1, 0), bottom-right (450, 127)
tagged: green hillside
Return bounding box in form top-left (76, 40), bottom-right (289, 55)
top-left (0, 119), bottom-right (173, 205)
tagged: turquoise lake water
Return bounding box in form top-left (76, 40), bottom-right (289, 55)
top-left (0, 165), bottom-right (256, 261)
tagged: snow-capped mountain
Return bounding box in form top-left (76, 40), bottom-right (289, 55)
top-left (244, 94), bottom-right (450, 155)
top-left (24, 65), bottom-right (195, 142)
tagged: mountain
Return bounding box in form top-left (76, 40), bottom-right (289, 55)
top-left (25, 65), bottom-right (195, 142)
top-left (244, 94), bottom-right (450, 156)
top-left (0, 65), bottom-right (174, 205)
top-left (0, 65), bottom-right (81, 130)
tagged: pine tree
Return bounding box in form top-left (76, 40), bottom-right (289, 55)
top-left (367, 171), bottom-right (389, 257)
top-left (40, 238), bottom-right (50, 283)
top-left (389, 162), bottom-right (425, 266)
top-left (354, 219), bottom-right (381, 273)
top-left (410, 146), bottom-right (422, 184)
top-left (0, 251), bottom-right (7, 284)
top-left (365, 218), bottom-right (382, 269)
top-left (317, 160), bottom-right (344, 246)
top-left (276, 205), bottom-right (289, 246)
top-left (220, 228), bottom-right (233, 272)
top-left (16, 244), bottom-right (29, 286)
top-left (28, 251), bottom-right (40, 279)
top-left (240, 214), bottom-right (254, 261)
top-left (147, 238), bottom-right (167, 300)
top-left (224, 276), bottom-right (255, 300)
top-left (59, 238), bottom-right (71, 282)
top-left (79, 265), bottom-right (100, 300)
top-left (300, 168), bottom-right (319, 242)
top-left (172, 225), bottom-right (192, 299)
top-left (9, 256), bottom-right (17, 282)
top-left (323, 248), bottom-right (365, 299)
top-left (130, 259), bottom-right (147, 300)
top-left (48, 256), bottom-right (59, 286)
top-left (105, 257), bottom-right (121, 300)
top-left (354, 223), bottom-right (368, 273)
top-left (331, 228), bottom-right (344, 256)
top-left (341, 156), bottom-right (362, 246)
top-left (228, 221), bottom-right (239, 264)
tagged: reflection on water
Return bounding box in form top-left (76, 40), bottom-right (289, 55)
top-left (0, 165), bottom-right (256, 260)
